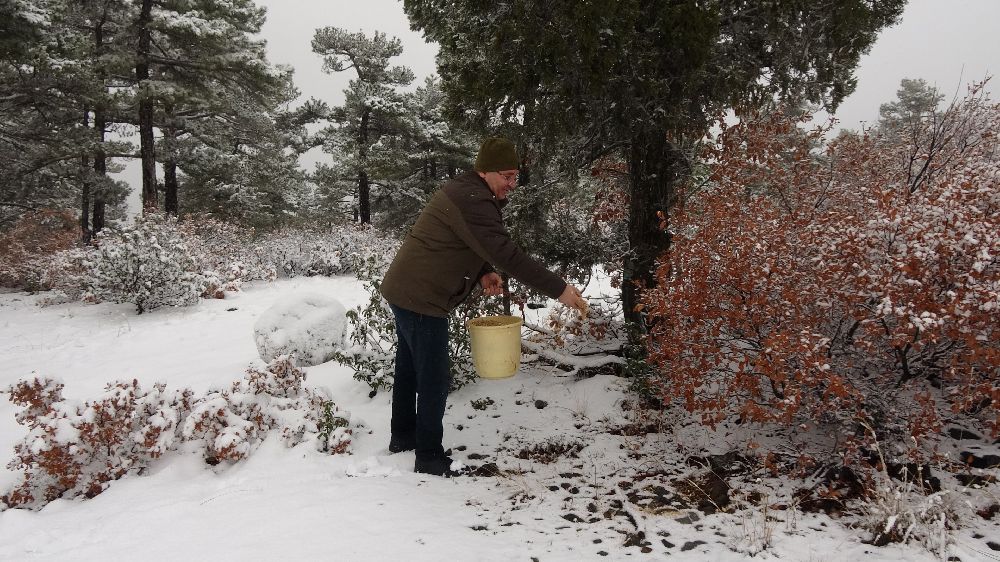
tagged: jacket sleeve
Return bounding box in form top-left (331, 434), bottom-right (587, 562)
top-left (449, 192), bottom-right (566, 299)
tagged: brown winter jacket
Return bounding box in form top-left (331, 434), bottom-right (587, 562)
top-left (380, 171), bottom-right (566, 317)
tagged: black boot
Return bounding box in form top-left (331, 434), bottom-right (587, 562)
top-left (415, 455), bottom-right (463, 477)
top-left (388, 434), bottom-right (416, 454)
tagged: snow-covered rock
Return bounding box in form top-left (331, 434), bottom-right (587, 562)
top-left (253, 293), bottom-right (348, 366)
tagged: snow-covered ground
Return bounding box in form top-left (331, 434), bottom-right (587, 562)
top-left (1, 277), bottom-right (997, 561)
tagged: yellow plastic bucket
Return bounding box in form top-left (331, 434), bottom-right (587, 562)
top-left (467, 315), bottom-right (523, 379)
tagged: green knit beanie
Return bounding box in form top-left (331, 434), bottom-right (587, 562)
top-left (474, 137), bottom-right (519, 172)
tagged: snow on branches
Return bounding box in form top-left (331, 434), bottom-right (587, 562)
top-left (523, 299), bottom-right (626, 376)
top-left (87, 214), bottom-right (206, 314)
top-left (643, 84), bottom-right (1000, 457)
top-left (6, 214), bottom-right (396, 313)
top-left (1, 356), bottom-right (352, 510)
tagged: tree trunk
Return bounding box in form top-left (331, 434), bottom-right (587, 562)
top-left (136, 0), bottom-right (157, 212)
top-left (358, 106), bottom-right (371, 224)
top-left (93, 198), bottom-right (105, 234)
top-left (80, 175), bottom-right (91, 239)
top-left (164, 158), bottom-right (178, 215)
top-left (623, 129), bottom-right (684, 330)
top-left (92, 107), bottom-right (108, 236)
top-left (90, 8), bottom-right (108, 237)
top-left (81, 109), bottom-right (91, 240)
top-left (519, 102), bottom-right (533, 187)
top-left (163, 105), bottom-right (178, 215)
top-left (358, 170), bottom-right (370, 224)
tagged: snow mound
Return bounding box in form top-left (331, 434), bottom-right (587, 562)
top-left (253, 293), bottom-right (348, 366)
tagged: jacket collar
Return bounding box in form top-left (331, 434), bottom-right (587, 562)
top-left (467, 170), bottom-right (509, 209)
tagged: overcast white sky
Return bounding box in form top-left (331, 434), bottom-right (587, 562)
top-left (830, 0), bottom-right (999, 129)
top-left (256, 0), bottom-right (998, 130)
top-left (255, 0), bottom-right (438, 109)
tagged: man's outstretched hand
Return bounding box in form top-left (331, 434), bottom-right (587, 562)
top-left (558, 284), bottom-right (588, 316)
top-left (480, 272), bottom-right (503, 296)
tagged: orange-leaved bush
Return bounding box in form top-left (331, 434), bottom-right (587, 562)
top-left (2, 356), bottom-right (352, 510)
top-left (642, 85), bottom-right (999, 458)
top-left (0, 209), bottom-right (80, 290)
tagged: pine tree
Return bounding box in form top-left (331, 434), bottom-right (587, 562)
top-left (371, 76), bottom-right (476, 230)
top-left (0, 0), bottom-right (79, 224)
top-left (78, 0), bottom-right (134, 237)
top-left (311, 28), bottom-right (415, 224)
top-left (0, 0), bottom-right (131, 232)
top-left (2, 0), bottom-right (303, 231)
top-left (408, 76), bottom-right (475, 181)
top-left (123, 0), bottom-right (297, 216)
top-left (135, 0), bottom-right (309, 226)
top-left (175, 71), bottom-right (312, 228)
top-left (404, 0), bottom-right (907, 329)
top-left (0, 0), bottom-right (44, 60)
top-left (878, 78), bottom-right (944, 132)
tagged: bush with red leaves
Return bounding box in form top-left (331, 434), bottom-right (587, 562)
top-left (0, 209), bottom-right (81, 290)
top-left (1, 356), bottom-right (351, 510)
top-left (642, 85), bottom-right (999, 460)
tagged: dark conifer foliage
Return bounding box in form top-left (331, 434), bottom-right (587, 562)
top-left (404, 0), bottom-right (907, 328)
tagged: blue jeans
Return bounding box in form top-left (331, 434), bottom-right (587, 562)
top-left (389, 304), bottom-right (451, 461)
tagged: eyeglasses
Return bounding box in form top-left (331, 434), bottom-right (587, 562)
top-left (498, 171), bottom-right (519, 184)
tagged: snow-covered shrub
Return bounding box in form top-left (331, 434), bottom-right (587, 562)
top-left (863, 469), bottom-right (963, 558)
top-left (198, 269), bottom-right (239, 300)
top-left (180, 356), bottom-right (350, 463)
top-left (332, 254), bottom-right (401, 395)
top-left (316, 401), bottom-right (352, 455)
top-left (87, 214), bottom-right (205, 314)
top-left (642, 85), bottom-right (1000, 456)
top-left (0, 209), bottom-right (80, 291)
top-left (253, 293), bottom-right (348, 366)
top-left (1, 357), bottom-right (351, 510)
top-left (211, 355), bottom-right (350, 453)
top-left (30, 246), bottom-right (94, 305)
top-left (17, 220), bottom-right (399, 310)
top-left (333, 251), bottom-right (503, 396)
top-left (523, 298), bottom-right (625, 376)
top-left (256, 223), bottom-right (398, 279)
top-left (178, 214), bottom-right (277, 293)
top-left (1, 377), bottom-right (190, 507)
top-left (861, 431), bottom-right (967, 558)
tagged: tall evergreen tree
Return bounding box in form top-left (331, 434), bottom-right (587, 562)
top-left (0, 0), bottom-right (44, 60)
top-left (175, 72), bottom-right (313, 228)
top-left (1, 0), bottom-right (79, 223)
top-left (127, 0), bottom-right (292, 214)
top-left (139, 0), bottom-right (307, 225)
top-left (407, 76), bottom-right (475, 182)
top-left (369, 76), bottom-right (476, 230)
top-left (2, 0), bottom-right (301, 230)
top-left (133, 0), bottom-right (157, 210)
top-left (311, 28), bottom-right (415, 224)
top-left (79, 0), bottom-right (134, 237)
top-left (404, 0), bottom-right (907, 328)
top-left (0, 0), bottom-right (131, 232)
